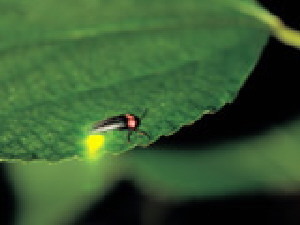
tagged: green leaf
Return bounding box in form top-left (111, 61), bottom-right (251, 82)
top-left (0, 0), bottom-right (269, 160)
top-left (7, 159), bottom-right (122, 225)
top-left (124, 118), bottom-right (300, 199)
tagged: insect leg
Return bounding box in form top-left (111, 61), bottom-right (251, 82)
top-left (140, 108), bottom-right (148, 120)
top-left (127, 130), bottom-right (133, 143)
top-left (136, 129), bottom-right (150, 140)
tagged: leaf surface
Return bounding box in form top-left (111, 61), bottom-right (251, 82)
top-left (0, 0), bottom-right (269, 160)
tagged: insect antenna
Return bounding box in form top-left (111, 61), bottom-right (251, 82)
top-left (140, 108), bottom-right (148, 120)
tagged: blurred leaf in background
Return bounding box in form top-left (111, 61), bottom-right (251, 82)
top-left (7, 159), bottom-right (123, 225)
top-left (127, 119), bottom-right (300, 199)
top-left (7, 116), bottom-right (300, 225)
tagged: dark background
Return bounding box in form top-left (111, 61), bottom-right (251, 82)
top-left (1, 1), bottom-right (300, 224)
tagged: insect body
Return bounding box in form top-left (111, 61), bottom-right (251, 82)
top-left (91, 110), bottom-right (150, 142)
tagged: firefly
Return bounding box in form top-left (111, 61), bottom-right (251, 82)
top-left (91, 110), bottom-right (150, 142)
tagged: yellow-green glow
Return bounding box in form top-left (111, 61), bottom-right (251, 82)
top-left (85, 135), bottom-right (105, 160)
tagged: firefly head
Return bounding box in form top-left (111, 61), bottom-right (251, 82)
top-left (124, 114), bottom-right (140, 130)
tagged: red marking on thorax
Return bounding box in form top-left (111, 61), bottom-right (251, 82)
top-left (125, 114), bottom-right (137, 128)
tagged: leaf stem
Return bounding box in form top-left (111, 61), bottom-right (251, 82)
top-left (234, 1), bottom-right (300, 48)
